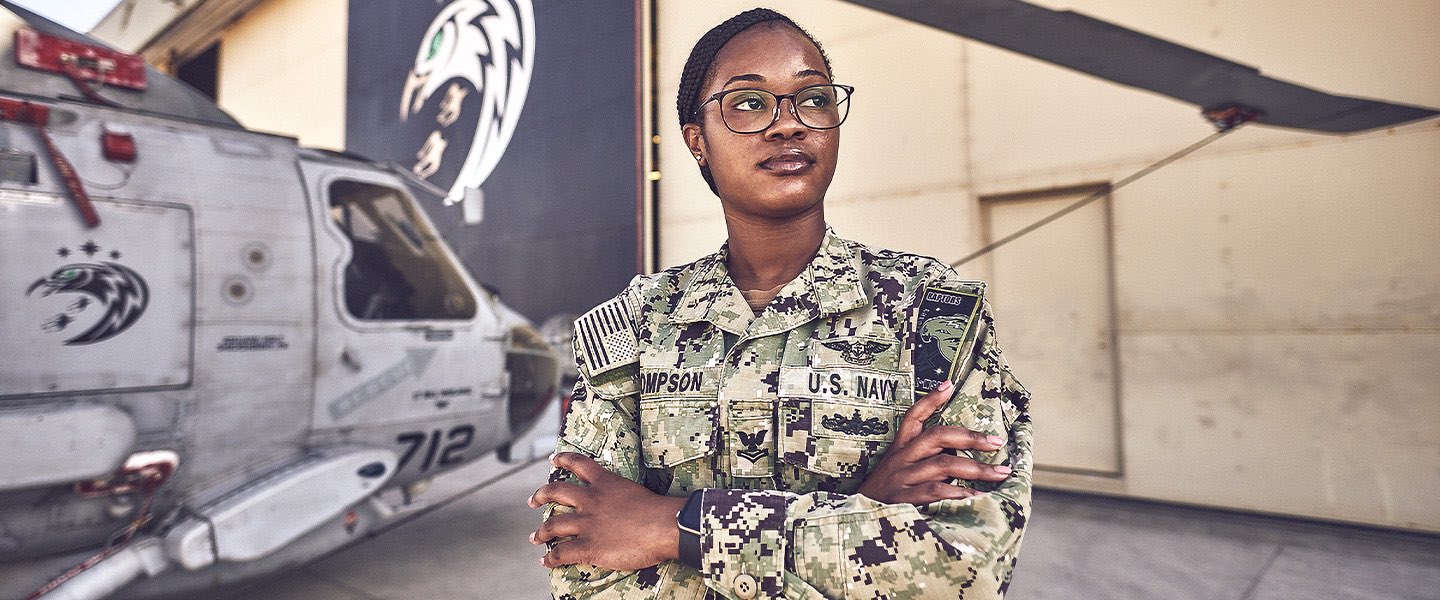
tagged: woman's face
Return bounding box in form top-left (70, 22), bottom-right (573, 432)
top-left (685, 23), bottom-right (840, 220)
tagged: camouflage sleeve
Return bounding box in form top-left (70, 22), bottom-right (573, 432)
top-left (696, 302), bottom-right (1034, 600)
top-left (546, 287), bottom-right (686, 599)
top-left (544, 371), bottom-right (647, 599)
top-left (552, 291), bottom-right (643, 477)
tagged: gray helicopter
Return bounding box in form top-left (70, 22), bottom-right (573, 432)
top-left (0, 3), bottom-right (559, 598)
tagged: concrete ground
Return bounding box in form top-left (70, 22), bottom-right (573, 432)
top-left (205, 458), bottom-right (1438, 600)
top-left (1006, 490), bottom-right (1440, 600)
top-left (216, 455), bottom-right (553, 600)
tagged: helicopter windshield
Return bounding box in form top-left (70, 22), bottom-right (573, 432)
top-left (328, 180), bottom-right (477, 321)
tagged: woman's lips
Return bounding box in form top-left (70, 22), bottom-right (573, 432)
top-left (757, 149), bottom-right (816, 174)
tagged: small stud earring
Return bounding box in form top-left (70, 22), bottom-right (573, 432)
top-left (694, 155), bottom-right (702, 162)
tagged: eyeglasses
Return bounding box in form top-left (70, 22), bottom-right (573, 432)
top-left (695, 84), bottom-right (854, 134)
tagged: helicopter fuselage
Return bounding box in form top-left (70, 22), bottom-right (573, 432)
top-left (0, 21), bottom-right (556, 598)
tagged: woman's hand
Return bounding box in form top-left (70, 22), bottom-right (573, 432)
top-left (528, 452), bottom-right (686, 570)
top-left (856, 380), bottom-right (1012, 505)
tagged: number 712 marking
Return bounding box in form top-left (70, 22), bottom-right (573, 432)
top-left (396, 424), bottom-right (475, 473)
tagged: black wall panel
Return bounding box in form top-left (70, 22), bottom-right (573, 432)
top-left (346, 0), bottom-right (640, 323)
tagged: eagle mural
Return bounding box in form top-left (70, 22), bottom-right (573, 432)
top-left (400, 0), bottom-right (535, 207)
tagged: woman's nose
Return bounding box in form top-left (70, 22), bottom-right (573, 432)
top-left (764, 97), bottom-right (807, 140)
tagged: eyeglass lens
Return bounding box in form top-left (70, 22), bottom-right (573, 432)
top-left (720, 85), bottom-right (850, 133)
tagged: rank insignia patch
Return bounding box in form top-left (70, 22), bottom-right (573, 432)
top-left (576, 296), bottom-right (638, 376)
top-left (737, 429), bottom-right (769, 464)
top-left (913, 285), bottom-right (983, 393)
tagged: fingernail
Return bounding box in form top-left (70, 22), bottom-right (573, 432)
top-left (986, 435), bottom-right (1005, 446)
top-left (548, 452), bottom-right (559, 466)
top-left (994, 465), bottom-right (1012, 474)
top-left (938, 380), bottom-right (953, 392)
top-left (538, 555), bottom-right (546, 567)
top-left (529, 532), bottom-right (537, 544)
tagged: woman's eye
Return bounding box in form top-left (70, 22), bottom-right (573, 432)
top-left (728, 93), bottom-right (768, 112)
top-left (798, 92), bottom-right (833, 108)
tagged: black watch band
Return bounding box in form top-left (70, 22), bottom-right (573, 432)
top-left (676, 489), bottom-right (705, 570)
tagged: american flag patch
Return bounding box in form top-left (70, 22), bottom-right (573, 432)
top-left (576, 296), bottom-right (639, 375)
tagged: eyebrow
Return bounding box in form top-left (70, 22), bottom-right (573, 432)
top-left (721, 69), bottom-right (831, 88)
top-left (723, 74), bottom-right (765, 86)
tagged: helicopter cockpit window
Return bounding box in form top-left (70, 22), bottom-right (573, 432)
top-left (328, 180), bottom-right (477, 320)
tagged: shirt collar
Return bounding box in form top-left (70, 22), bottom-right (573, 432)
top-left (671, 228), bottom-right (868, 336)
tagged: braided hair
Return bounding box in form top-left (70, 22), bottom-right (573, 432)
top-left (677, 9), bottom-right (832, 195)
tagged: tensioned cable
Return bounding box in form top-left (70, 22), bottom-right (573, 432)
top-left (951, 122), bottom-right (1250, 267)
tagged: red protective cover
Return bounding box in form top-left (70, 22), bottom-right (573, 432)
top-left (0, 96), bottom-right (49, 124)
top-left (14, 27), bottom-right (147, 91)
top-left (102, 131), bottom-right (136, 162)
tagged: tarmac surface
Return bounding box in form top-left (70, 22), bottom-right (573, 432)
top-left (206, 455), bottom-right (1439, 600)
top-left (217, 455), bottom-right (553, 600)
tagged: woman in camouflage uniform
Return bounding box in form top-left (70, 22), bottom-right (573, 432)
top-left (529, 8), bottom-right (1033, 599)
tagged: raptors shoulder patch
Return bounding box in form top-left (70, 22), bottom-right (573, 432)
top-left (913, 284), bottom-right (984, 393)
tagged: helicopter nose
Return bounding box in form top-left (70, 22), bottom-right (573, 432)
top-left (504, 324), bottom-right (560, 438)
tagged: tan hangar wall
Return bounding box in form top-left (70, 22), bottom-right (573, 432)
top-left (652, 0), bottom-right (1440, 531)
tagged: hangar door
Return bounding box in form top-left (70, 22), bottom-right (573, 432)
top-left (983, 185), bottom-right (1121, 475)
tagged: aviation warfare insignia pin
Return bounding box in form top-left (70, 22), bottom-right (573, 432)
top-left (575, 295), bottom-right (638, 376)
top-left (913, 285), bottom-right (983, 393)
top-left (820, 338), bottom-right (892, 366)
top-left (26, 240), bottom-right (149, 345)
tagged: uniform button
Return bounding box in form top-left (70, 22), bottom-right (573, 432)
top-left (733, 573), bottom-right (758, 599)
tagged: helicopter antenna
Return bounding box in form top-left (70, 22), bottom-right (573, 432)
top-left (951, 105), bottom-right (1260, 267)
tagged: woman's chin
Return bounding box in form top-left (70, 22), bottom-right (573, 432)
top-left (728, 195), bottom-right (826, 222)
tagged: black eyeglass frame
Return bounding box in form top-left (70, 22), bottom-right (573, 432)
top-left (694, 83), bottom-right (855, 134)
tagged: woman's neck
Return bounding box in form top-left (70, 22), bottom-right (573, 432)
top-left (722, 207), bottom-right (826, 292)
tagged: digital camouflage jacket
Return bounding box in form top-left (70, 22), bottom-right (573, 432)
top-left (547, 229), bottom-right (1033, 600)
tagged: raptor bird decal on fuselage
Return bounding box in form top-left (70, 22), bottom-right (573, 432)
top-left (27, 262), bottom-right (149, 345)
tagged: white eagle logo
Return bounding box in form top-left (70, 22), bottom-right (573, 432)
top-left (401, 0), bottom-right (535, 208)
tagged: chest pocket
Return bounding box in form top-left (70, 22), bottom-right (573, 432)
top-left (637, 366), bottom-right (719, 468)
top-left (776, 366), bottom-right (911, 479)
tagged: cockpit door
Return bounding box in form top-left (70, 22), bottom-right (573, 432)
top-left (298, 159), bottom-right (509, 447)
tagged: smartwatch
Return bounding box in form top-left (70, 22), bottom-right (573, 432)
top-left (676, 489), bottom-right (705, 570)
